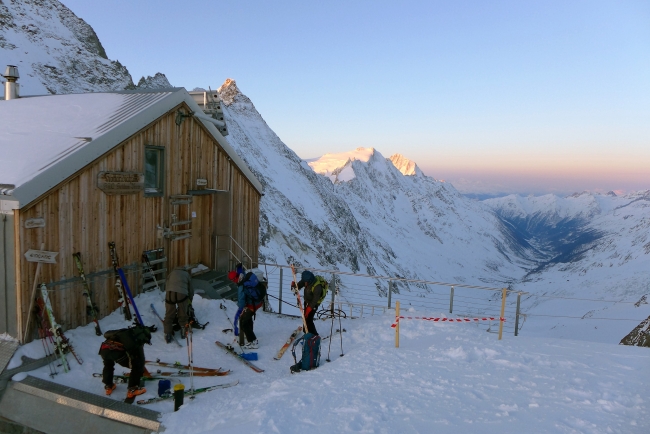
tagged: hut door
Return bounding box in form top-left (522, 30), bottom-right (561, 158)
top-left (212, 191), bottom-right (231, 272)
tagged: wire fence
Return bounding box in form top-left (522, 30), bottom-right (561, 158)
top-left (259, 263), bottom-right (520, 336)
top-left (258, 263), bottom-right (648, 337)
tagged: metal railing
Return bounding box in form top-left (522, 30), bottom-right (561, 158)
top-left (258, 262), bottom-right (525, 337)
top-left (215, 235), bottom-right (254, 271)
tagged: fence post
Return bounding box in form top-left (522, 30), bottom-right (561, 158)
top-left (498, 288), bottom-right (507, 340)
top-left (514, 292), bottom-right (521, 336)
top-left (449, 286), bottom-right (454, 314)
top-left (387, 281), bottom-right (392, 309)
top-left (278, 267), bottom-right (283, 315)
top-left (395, 300), bottom-right (400, 348)
top-left (330, 276), bottom-right (336, 314)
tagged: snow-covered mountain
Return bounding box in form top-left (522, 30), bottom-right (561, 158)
top-left (218, 80), bottom-right (537, 293)
top-left (0, 0), bottom-right (170, 96)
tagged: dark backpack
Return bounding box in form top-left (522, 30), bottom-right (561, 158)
top-left (290, 332), bottom-right (321, 373)
top-left (241, 271), bottom-right (267, 304)
top-left (130, 324), bottom-right (152, 345)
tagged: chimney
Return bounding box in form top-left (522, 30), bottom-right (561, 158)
top-left (3, 65), bottom-right (20, 100)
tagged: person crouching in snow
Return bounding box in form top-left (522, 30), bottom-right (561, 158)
top-left (99, 324), bottom-right (151, 399)
top-left (291, 270), bottom-right (326, 335)
top-left (236, 268), bottom-right (267, 349)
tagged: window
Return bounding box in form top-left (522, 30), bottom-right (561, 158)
top-left (144, 146), bottom-right (164, 196)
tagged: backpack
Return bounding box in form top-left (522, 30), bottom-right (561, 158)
top-left (130, 323), bottom-right (152, 345)
top-left (312, 276), bottom-right (329, 305)
top-left (241, 271), bottom-right (267, 304)
top-left (290, 333), bottom-right (321, 373)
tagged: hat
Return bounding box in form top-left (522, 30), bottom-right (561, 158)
top-left (298, 270), bottom-right (315, 287)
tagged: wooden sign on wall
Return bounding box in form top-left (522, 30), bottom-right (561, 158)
top-left (97, 171), bottom-right (144, 195)
top-left (24, 249), bottom-right (58, 263)
top-left (24, 217), bottom-right (45, 228)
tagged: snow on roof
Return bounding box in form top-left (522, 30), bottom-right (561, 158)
top-left (0, 89), bottom-right (262, 207)
top-left (0, 91), bottom-right (171, 188)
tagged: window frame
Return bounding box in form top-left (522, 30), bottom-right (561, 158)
top-left (144, 145), bottom-right (165, 197)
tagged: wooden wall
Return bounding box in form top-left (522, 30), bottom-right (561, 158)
top-left (14, 103), bottom-right (261, 340)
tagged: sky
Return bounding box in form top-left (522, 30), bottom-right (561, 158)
top-left (61, 0), bottom-right (650, 196)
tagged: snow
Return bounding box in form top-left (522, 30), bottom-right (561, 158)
top-left (8, 291), bottom-right (649, 433)
top-left (0, 92), bottom-right (169, 188)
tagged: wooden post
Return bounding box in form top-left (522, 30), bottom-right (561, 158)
top-left (395, 300), bottom-right (400, 348)
top-left (498, 288), bottom-right (507, 340)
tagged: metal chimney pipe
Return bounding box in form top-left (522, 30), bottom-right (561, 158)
top-left (3, 65), bottom-right (20, 100)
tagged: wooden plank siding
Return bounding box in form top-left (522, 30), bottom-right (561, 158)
top-left (14, 103), bottom-right (260, 340)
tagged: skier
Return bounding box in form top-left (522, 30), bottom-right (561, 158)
top-left (163, 266), bottom-right (194, 344)
top-left (237, 269), bottom-right (267, 349)
top-left (99, 325), bottom-right (151, 399)
top-left (291, 270), bottom-right (326, 335)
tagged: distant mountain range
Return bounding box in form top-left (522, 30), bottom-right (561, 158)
top-left (3, 0), bottom-right (648, 344)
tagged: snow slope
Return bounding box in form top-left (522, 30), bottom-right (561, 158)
top-left (7, 292), bottom-right (649, 433)
top-left (0, 0), bottom-right (170, 95)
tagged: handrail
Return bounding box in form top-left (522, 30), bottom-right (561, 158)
top-left (215, 235), bottom-right (254, 270)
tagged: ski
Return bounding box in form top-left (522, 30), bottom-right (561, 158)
top-left (72, 252), bottom-right (102, 336)
top-left (93, 369), bottom-right (230, 381)
top-left (39, 283), bottom-right (83, 370)
top-left (108, 241), bottom-right (154, 330)
top-left (290, 264), bottom-right (309, 332)
top-left (136, 380), bottom-right (239, 405)
top-left (146, 359), bottom-right (223, 373)
top-left (274, 326), bottom-right (303, 360)
top-left (114, 272), bottom-right (132, 321)
top-left (150, 304), bottom-right (182, 347)
top-left (215, 341), bottom-right (264, 373)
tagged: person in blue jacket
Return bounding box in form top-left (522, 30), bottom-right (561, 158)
top-left (235, 268), bottom-right (266, 349)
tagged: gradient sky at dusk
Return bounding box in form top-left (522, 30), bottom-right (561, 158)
top-left (62, 0), bottom-right (650, 195)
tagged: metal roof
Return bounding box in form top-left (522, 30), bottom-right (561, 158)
top-left (0, 88), bottom-right (262, 209)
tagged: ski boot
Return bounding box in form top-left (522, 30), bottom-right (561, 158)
top-left (104, 383), bottom-right (116, 396)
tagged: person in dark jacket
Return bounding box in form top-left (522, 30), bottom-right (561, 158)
top-left (99, 325), bottom-right (150, 399)
top-left (292, 270), bottom-right (324, 335)
top-left (237, 269), bottom-right (267, 349)
top-left (163, 267), bottom-right (194, 343)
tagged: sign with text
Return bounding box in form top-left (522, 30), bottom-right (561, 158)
top-left (24, 217), bottom-right (46, 228)
top-left (24, 249), bottom-right (58, 263)
top-left (97, 171), bottom-right (144, 195)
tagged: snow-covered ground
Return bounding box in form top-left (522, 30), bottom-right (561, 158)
top-left (7, 290), bottom-right (649, 433)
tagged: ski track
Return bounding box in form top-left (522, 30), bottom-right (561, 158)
top-left (6, 291), bottom-right (648, 434)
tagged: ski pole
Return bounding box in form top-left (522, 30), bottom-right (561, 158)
top-left (186, 322), bottom-right (194, 399)
top-left (326, 302), bottom-right (335, 362)
top-left (337, 287), bottom-right (344, 357)
top-left (219, 303), bottom-right (246, 354)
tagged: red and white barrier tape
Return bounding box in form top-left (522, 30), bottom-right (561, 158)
top-left (390, 316), bottom-right (505, 328)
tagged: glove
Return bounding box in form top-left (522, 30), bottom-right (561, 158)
top-left (304, 306), bottom-right (313, 317)
top-left (290, 281), bottom-right (297, 289)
